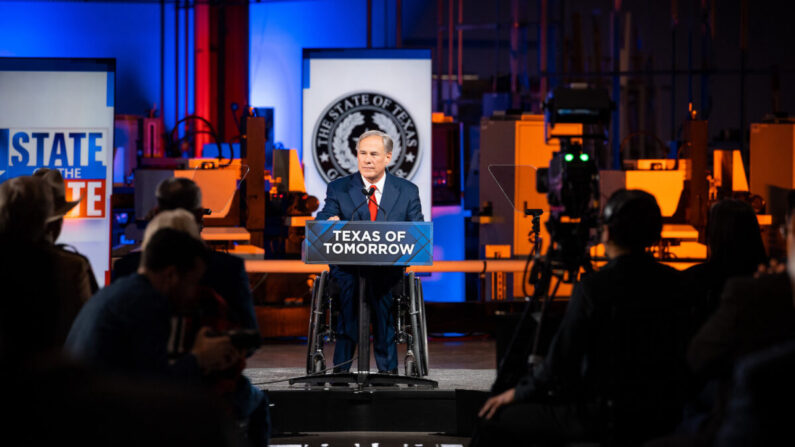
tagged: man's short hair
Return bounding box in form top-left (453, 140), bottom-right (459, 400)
top-left (142, 228), bottom-right (209, 275)
top-left (156, 177), bottom-right (202, 211)
top-left (602, 189), bottom-right (662, 251)
top-left (142, 209), bottom-right (201, 250)
top-left (356, 130), bottom-right (394, 154)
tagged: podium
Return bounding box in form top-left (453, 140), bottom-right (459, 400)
top-left (289, 220), bottom-right (437, 388)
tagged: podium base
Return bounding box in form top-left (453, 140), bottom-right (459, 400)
top-left (288, 371), bottom-right (438, 388)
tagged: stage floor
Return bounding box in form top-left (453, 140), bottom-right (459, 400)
top-left (247, 337), bottom-right (497, 369)
top-left (246, 337), bottom-right (496, 445)
top-left (245, 337), bottom-right (497, 390)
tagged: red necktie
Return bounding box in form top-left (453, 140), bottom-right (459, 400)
top-left (368, 185), bottom-right (378, 221)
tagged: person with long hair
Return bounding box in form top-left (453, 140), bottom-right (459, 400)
top-left (685, 199), bottom-right (767, 328)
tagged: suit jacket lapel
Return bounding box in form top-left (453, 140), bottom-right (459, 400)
top-left (378, 173), bottom-right (399, 221)
top-left (347, 174), bottom-right (368, 221)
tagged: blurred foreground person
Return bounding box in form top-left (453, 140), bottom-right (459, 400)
top-left (113, 177), bottom-right (258, 334)
top-left (714, 340), bottom-right (795, 446)
top-left (1, 180), bottom-right (237, 447)
top-left (5, 360), bottom-right (239, 447)
top-left (112, 208), bottom-right (269, 446)
top-left (474, 190), bottom-right (692, 446)
top-left (667, 191), bottom-right (795, 446)
top-left (66, 227), bottom-right (239, 379)
top-left (34, 167), bottom-right (99, 343)
top-left (0, 175), bottom-right (59, 359)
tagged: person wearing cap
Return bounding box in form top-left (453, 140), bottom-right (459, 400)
top-left (31, 168), bottom-right (99, 345)
top-left (474, 190), bottom-right (692, 446)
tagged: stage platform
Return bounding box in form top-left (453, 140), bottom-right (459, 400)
top-left (245, 367), bottom-right (494, 391)
top-left (269, 432), bottom-right (470, 447)
top-left (245, 338), bottom-right (495, 442)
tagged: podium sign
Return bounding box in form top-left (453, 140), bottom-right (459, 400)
top-left (304, 220), bottom-right (432, 266)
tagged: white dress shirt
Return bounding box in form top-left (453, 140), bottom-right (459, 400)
top-left (361, 173), bottom-right (386, 205)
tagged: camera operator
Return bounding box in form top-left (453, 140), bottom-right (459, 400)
top-left (474, 190), bottom-right (692, 445)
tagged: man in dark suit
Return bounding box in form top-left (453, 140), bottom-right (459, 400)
top-left (315, 129), bottom-right (424, 374)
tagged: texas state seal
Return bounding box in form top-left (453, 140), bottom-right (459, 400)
top-left (312, 92), bottom-right (420, 183)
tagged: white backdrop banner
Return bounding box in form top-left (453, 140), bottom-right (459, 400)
top-left (0, 58), bottom-right (115, 286)
top-left (302, 49), bottom-right (431, 221)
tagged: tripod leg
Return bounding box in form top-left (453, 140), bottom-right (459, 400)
top-left (491, 257), bottom-right (554, 394)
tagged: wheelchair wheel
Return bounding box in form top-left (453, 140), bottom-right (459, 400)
top-left (306, 271), bottom-right (328, 374)
top-left (407, 272), bottom-right (430, 377)
top-left (415, 277), bottom-right (430, 377)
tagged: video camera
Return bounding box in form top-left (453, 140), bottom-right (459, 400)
top-left (534, 85), bottom-right (612, 268)
top-left (491, 85), bottom-right (613, 395)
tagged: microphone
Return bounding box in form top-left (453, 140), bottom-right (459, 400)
top-left (350, 186), bottom-right (387, 220)
top-left (350, 187), bottom-right (374, 220)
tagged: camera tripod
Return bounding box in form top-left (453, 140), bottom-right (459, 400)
top-left (490, 213), bottom-right (595, 394)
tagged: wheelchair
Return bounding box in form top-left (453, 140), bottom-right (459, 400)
top-left (305, 270), bottom-right (430, 378)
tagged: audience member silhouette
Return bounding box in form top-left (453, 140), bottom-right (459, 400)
top-left (656, 200), bottom-right (768, 445)
top-left (113, 177), bottom-right (258, 332)
top-left (684, 199), bottom-right (766, 327)
top-left (473, 190), bottom-right (692, 446)
top-left (33, 167), bottom-right (99, 344)
top-left (714, 340), bottom-right (795, 446)
top-left (1, 178), bottom-right (237, 447)
top-left (110, 178), bottom-right (269, 445)
top-left (66, 226), bottom-right (241, 378)
top-left (667, 191), bottom-right (795, 446)
top-left (0, 176), bottom-right (59, 360)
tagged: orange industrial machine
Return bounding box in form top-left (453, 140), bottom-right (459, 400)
top-left (750, 122), bottom-right (795, 223)
top-left (479, 111), bottom-right (779, 301)
top-left (478, 113), bottom-right (582, 298)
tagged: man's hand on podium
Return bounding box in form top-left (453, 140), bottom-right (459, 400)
top-left (328, 216), bottom-right (340, 221)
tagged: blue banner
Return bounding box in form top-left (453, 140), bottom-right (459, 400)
top-left (0, 128), bottom-right (109, 181)
top-left (304, 220), bottom-right (433, 266)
